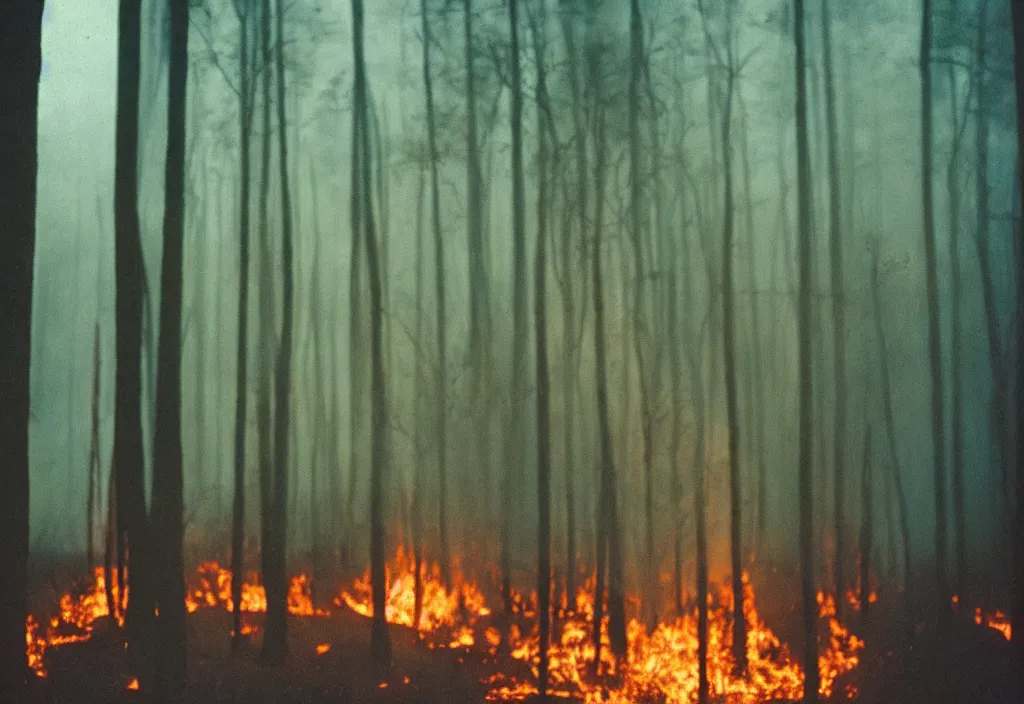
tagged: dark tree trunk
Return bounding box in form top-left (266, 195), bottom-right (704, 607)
top-left (589, 44), bottom-right (627, 665)
top-left (0, 1), bottom-right (42, 695)
top-left (503, 0), bottom-right (528, 622)
top-left (794, 0), bottom-right (820, 701)
top-left (352, 0), bottom-right (391, 669)
top-left (1011, 0), bottom-right (1024, 666)
top-left (114, 0), bottom-right (155, 679)
top-left (420, 0), bottom-right (449, 588)
top-left (152, 0), bottom-right (189, 692)
top-left (972, 0), bottom-right (1010, 542)
top-left (464, 0), bottom-right (487, 365)
top-left (821, 0), bottom-right (848, 619)
top-left (533, 12), bottom-right (552, 697)
top-left (262, 0), bottom-right (295, 665)
top-left (920, 0), bottom-right (949, 615)
top-left (412, 166), bottom-right (426, 629)
top-left (946, 61), bottom-right (967, 600)
top-left (89, 324), bottom-right (102, 571)
top-left (232, 1), bottom-right (253, 651)
top-left (256, 0), bottom-right (275, 627)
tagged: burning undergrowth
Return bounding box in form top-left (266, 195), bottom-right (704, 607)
top-left (27, 548), bottom-right (933, 702)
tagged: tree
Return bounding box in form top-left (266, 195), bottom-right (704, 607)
top-left (1011, 0), bottom-right (1024, 665)
top-left (920, 0), bottom-right (949, 614)
top-left (88, 324), bottom-right (102, 571)
top-left (531, 4), bottom-right (553, 695)
top-left (151, 0), bottom-right (190, 691)
top-left (262, 0), bottom-right (296, 664)
top-left (114, 0), bottom-right (156, 677)
top-left (231, 0), bottom-right (255, 650)
top-left (503, 0), bottom-right (528, 621)
top-left (793, 0), bottom-right (819, 701)
top-left (0, 1), bottom-right (42, 696)
top-left (420, 0), bottom-right (450, 588)
top-left (588, 12), bottom-right (627, 665)
top-left (821, 0), bottom-right (848, 619)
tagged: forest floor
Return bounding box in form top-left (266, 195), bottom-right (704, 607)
top-left (22, 560), bottom-right (1022, 703)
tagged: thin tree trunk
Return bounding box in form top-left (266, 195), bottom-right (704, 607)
top-left (88, 325), bottom-right (102, 571)
top-left (821, 0), bottom-right (848, 619)
top-left (534, 18), bottom-right (552, 695)
top-left (412, 166), bottom-right (426, 629)
top-left (0, 1), bottom-right (41, 693)
top-left (794, 0), bottom-right (820, 700)
top-left (262, 0), bottom-right (295, 664)
top-left (152, 1), bottom-right (189, 691)
top-left (920, 0), bottom-right (949, 614)
top-left (503, 0), bottom-right (528, 622)
top-left (231, 1), bottom-right (253, 651)
top-left (352, 0), bottom-right (391, 669)
top-left (420, 0), bottom-right (449, 588)
top-left (1009, 0), bottom-right (1024, 663)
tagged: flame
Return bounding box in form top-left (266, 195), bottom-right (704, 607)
top-left (126, 677), bottom-right (139, 691)
top-left (316, 643), bottom-right (331, 655)
top-left (485, 577), bottom-right (862, 702)
top-left (28, 562), bottom-right (325, 677)
top-left (974, 607), bottom-right (1012, 641)
top-left (336, 545), bottom-right (489, 633)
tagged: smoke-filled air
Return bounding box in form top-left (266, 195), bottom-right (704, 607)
top-left (1, 0), bottom-right (1022, 702)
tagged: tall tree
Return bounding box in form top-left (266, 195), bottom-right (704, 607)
top-left (532, 5), bottom-right (552, 696)
top-left (503, 0), bottom-right (528, 620)
top-left (0, 1), bottom-right (42, 695)
top-left (114, 0), bottom-right (155, 675)
top-left (821, 0), bottom-right (848, 618)
top-left (588, 19), bottom-right (627, 665)
top-left (465, 0), bottom-right (488, 366)
top-left (152, 0), bottom-right (190, 691)
top-left (420, 0), bottom-right (450, 587)
top-left (1011, 0), bottom-right (1024, 665)
top-left (794, 0), bottom-right (820, 701)
top-left (1007, 0), bottom-right (1024, 667)
top-left (352, 0), bottom-right (392, 669)
top-left (231, 0), bottom-right (254, 650)
top-left (88, 325), bottom-right (102, 571)
top-left (920, 0), bottom-right (949, 614)
top-left (262, 0), bottom-right (296, 664)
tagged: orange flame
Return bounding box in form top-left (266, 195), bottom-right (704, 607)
top-left (975, 607), bottom-right (1012, 641)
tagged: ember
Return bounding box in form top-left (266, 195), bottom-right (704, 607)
top-left (974, 607), bottom-right (1012, 641)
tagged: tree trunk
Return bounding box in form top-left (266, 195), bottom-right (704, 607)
top-left (412, 166), bottom-right (426, 629)
top-left (503, 0), bottom-right (528, 622)
top-left (0, 1), bottom-right (41, 694)
top-left (262, 0), bottom-right (295, 665)
top-left (794, 0), bottom-right (820, 700)
top-left (114, 0), bottom-right (155, 680)
top-left (231, 1), bottom-right (253, 651)
top-left (533, 12), bottom-right (552, 696)
top-left (821, 0), bottom-right (848, 619)
top-left (1010, 0), bottom-right (1024, 664)
top-left (420, 0), bottom-right (449, 588)
top-left (920, 0), bottom-right (949, 614)
top-left (717, 46), bottom-right (747, 675)
top-left (351, 0), bottom-right (390, 669)
top-left (152, 1), bottom-right (189, 691)
top-left (946, 62), bottom-right (966, 600)
top-left (88, 324), bottom-right (102, 571)
top-left (465, 0), bottom-right (487, 367)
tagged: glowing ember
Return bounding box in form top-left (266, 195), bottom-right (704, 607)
top-left (316, 643), bottom-right (331, 655)
top-left (126, 677), bottom-right (140, 691)
top-left (336, 545), bottom-right (489, 633)
top-left (974, 607), bottom-right (1012, 641)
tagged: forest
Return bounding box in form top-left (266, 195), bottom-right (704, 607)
top-left (1, 0), bottom-right (1023, 702)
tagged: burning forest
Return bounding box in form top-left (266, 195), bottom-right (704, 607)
top-left (2, 0), bottom-right (1024, 702)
